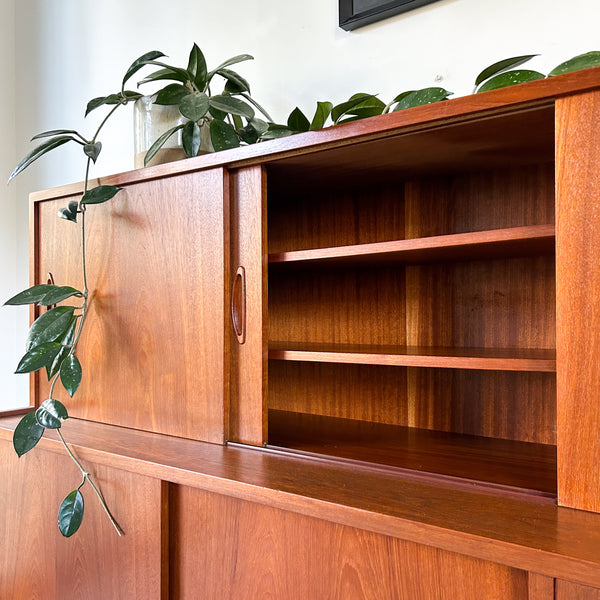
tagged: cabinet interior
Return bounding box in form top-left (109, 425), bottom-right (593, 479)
top-left (264, 105), bottom-right (557, 497)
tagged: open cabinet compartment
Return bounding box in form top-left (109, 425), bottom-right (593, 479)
top-left (264, 103), bottom-right (558, 498)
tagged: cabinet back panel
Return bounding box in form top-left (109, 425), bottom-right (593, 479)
top-left (269, 266), bottom-right (406, 345)
top-left (269, 361), bottom-right (556, 444)
top-left (268, 183), bottom-right (405, 253)
top-left (267, 164), bottom-right (554, 254)
top-left (270, 257), bottom-right (554, 350)
top-left (405, 163), bottom-right (555, 238)
top-left (405, 256), bottom-right (555, 349)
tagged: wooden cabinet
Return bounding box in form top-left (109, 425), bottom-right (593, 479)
top-left (3, 68), bottom-right (600, 598)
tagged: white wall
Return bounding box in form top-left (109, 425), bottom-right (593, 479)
top-left (2, 0), bottom-right (600, 408)
top-left (0, 0), bottom-right (28, 409)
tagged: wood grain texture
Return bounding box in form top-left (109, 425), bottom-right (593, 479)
top-left (404, 164), bottom-right (555, 239)
top-left (0, 439), bottom-right (162, 600)
top-left (556, 90), bottom-right (600, 512)
top-left (557, 581), bottom-right (600, 600)
top-left (2, 416), bottom-right (600, 587)
top-left (269, 342), bottom-right (556, 372)
top-left (405, 256), bottom-right (555, 350)
top-left (269, 224), bottom-right (555, 266)
top-left (170, 486), bottom-right (528, 600)
top-left (268, 362), bottom-right (556, 444)
top-left (267, 410), bottom-right (557, 496)
top-left (229, 166), bottom-right (268, 446)
top-left (528, 574), bottom-right (555, 600)
top-left (268, 183), bottom-right (404, 253)
top-left (34, 169), bottom-right (228, 443)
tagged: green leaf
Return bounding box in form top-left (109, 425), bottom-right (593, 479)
top-left (137, 67), bottom-right (189, 86)
top-left (393, 87), bottom-right (452, 111)
top-left (474, 55), bottom-right (538, 87)
top-left (220, 69), bottom-right (250, 94)
top-left (83, 142), bottom-right (102, 163)
top-left (58, 489), bottom-right (84, 537)
top-left (209, 119), bottom-right (240, 152)
top-left (81, 185), bottom-right (122, 205)
top-left (178, 93), bottom-right (210, 121)
top-left (260, 124), bottom-right (295, 140)
top-left (331, 94), bottom-right (376, 124)
top-left (26, 306), bottom-right (75, 351)
top-left (39, 286), bottom-right (82, 306)
top-left (476, 70), bottom-right (546, 93)
top-left (13, 411), bottom-right (45, 457)
top-left (16, 342), bottom-right (62, 374)
top-left (60, 355), bottom-right (82, 398)
top-left (549, 51), bottom-right (600, 77)
top-left (209, 95), bottom-right (254, 119)
top-left (187, 43), bottom-right (208, 91)
top-left (122, 50), bottom-right (166, 87)
top-left (85, 94), bottom-right (121, 117)
top-left (154, 84), bottom-right (189, 106)
top-left (144, 124), bottom-right (184, 166)
top-left (31, 129), bottom-right (86, 142)
top-left (287, 107), bottom-right (310, 133)
top-left (182, 120), bottom-right (201, 158)
top-left (36, 398), bottom-right (68, 429)
top-left (239, 93), bottom-right (274, 122)
top-left (309, 101), bottom-right (333, 131)
top-left (5, 284), bottom-right (54, 306)
top-left (209, 54), bottom-right (253, 75)
top-left (8, 136), bottom-right (74, 183)
top-left (344, 95), bottom-right (386, 119)
top-left (58, 205), bottom-right (78, 223)
top-left (46, 317), bottom-right (77, 380)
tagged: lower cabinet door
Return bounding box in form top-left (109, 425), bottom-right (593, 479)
top-left (169, 485), bottom-right (529, 600)
top-left (557, 580), bottom-right (600, 600)
top-left (0, 439), bottom-right (163, 600)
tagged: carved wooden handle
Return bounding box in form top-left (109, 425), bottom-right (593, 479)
top-left (231, 266), bottom-right (246, 344)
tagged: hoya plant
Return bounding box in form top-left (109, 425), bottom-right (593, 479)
top-left (137, 43), bottom-right (274, 164)
top-left (4, 49), bottom-right (173, 538)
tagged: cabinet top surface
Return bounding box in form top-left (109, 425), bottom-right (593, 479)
top-left (31, 66), bottom-right (600, 201)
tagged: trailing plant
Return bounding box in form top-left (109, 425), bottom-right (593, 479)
top-left (263, 50), bottom-right (600, 140)
top-left (4, 49), bottom-right (171, 537)
top-left (137, 43), bottom-right (274, 164)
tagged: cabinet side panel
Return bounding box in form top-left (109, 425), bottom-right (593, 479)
top-left (0, 439), bottom-right (162, 600)
top-left (230, 166), bottom-right (268, 445)
top-left (556, 90), bottom-right (600, 512)
top-left (35, 169), bottom-right (228, 443)
top-left (170, 486), bottom-right (529, 600)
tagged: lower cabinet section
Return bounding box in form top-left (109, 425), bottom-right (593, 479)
top-left (556, 581), bottom-right (600, 600)
top-left (169, 486), bottom-right (528, 600)
top-left (0, 441), bottom-right (163, 600)
top-left (5, 435), bottom-right (600, 600)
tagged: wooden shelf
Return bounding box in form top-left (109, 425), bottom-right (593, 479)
top-left (268, 225), bottom-right (555, 267)
top-left (268, 410), bottom-right (557, 497)
top-left (268, 342), bottom-right (557, 372)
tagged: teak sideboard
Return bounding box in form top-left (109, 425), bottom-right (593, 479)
top-left (2, 68), bottom-right (600, 600)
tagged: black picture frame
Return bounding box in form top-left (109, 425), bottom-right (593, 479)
top-left (339, 0), bottom-right (442, 31)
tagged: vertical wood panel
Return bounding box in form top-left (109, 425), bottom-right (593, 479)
top-left (230, 166), bottom-right (268, 445)
top-left (170, 486), bottom-right (529, 600)
top-left (556, 580), bottom-right (600, 600)
top-left (556, 90), bottom-right (600, 512)
top-left (34, 169), bottom-right (229, 443)
top-left (528, 573), bottom-right (555, 600)
top-left (0, 439), bottom-right (162, 600)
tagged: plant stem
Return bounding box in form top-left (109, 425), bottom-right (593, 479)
top-left (56, 428), bottom-right (124, 536)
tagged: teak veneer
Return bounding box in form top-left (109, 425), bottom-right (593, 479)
top-left (3, 68), bottom-right (600, 599)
